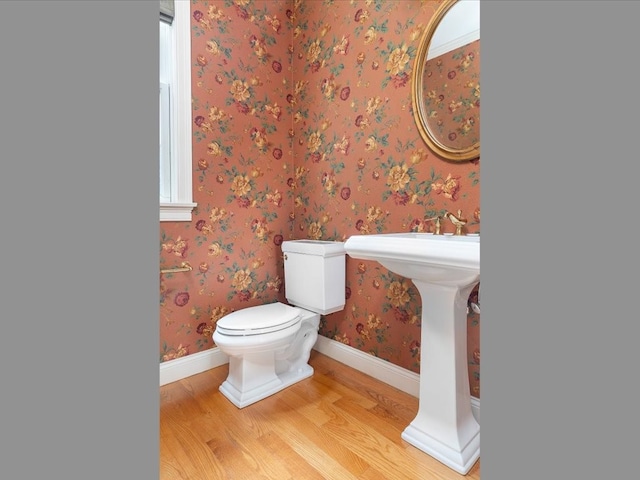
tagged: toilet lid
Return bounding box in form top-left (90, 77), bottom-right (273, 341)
top-left (215, 302), bottom-right (302, 336)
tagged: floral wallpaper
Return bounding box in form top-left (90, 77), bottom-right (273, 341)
top-left (160, 0), bottom-right (481, 398)
top-left (423, 39), bottom-right (480, 150)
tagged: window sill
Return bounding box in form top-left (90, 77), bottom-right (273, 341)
top-left (160, 202), bottom-right (197, 222)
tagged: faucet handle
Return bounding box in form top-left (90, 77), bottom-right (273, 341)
top-left (445, 209), bottom-right (467, 235)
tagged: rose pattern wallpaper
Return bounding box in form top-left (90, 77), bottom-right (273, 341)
top-left (160, 0), bottom-right (481, 397)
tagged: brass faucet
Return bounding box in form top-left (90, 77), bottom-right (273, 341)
top-left (444, 209), bottom-right (467, 235)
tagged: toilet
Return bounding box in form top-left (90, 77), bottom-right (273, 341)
top-left (213, 239), bottom-right (346, 408)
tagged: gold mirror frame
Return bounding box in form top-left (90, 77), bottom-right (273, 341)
top-left (411, 0), bottom-right (480, 162)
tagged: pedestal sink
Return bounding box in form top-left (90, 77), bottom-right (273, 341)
top-left (344, 232), bottom-right (480, 475)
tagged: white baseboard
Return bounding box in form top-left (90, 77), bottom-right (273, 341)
top-left (313, 336), bottom-right (480, 424)
top-left (159, 347), bottom-right (229, 386)
top-left (158, 336), bottom-right (479, 423)
top-left (313, 335), bottom-right (421, 396)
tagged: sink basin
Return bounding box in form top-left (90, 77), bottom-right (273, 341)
top-left (344, 232), bottom-right (480, 474)
top-left (343, 232), bottom-right (479, 285)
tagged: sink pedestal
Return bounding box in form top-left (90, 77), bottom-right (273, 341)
top-left (401, 280), bottom-right (479, 475)
top-left (343, 232), bottom-right (480, 475)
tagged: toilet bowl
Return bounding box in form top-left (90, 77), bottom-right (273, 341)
top-left (213, 302), bottom-right (320, 408)
top-left (213, 240), bottom-right (346, 408)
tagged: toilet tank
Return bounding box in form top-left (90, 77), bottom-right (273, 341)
top-left (281, 240), bottom-right (346, 315)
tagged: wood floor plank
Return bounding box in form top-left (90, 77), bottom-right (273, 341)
top-left (270, 391), bottom-right (372, 477)
top-left (309, 371), bottom-right (379, 410)
top-left (333, 394), bottom-right (405, 444)
top-left (357, 465), bottom-right (406, 480)
top-left (159, 457), bottom-right (191, 480)
top-left (160, 417), bottom-right (226, 480)
top-left (160, 351), bottom-right (480, 480)
top-left (206, 428), bottom-right (293, 480)
top-left (258, 430), bottom-right (328, 480)
top-left (310, 352), bottom-right (420, 425)
top-left (264, 407), bottom-right (363, 480)
top-left (310, 398), bottom-right (426, 480)
top-left (240, 390), bottom-right (371, 479)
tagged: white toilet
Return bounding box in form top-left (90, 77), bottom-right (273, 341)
top-left (213, 239), bottom-right (346, 408)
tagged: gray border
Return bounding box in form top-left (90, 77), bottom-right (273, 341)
top-left (483, 1), bottom-right (639, 478)
top-left (0, 2), bottom-right (158, 478)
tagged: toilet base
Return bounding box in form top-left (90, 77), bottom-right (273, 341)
top-left (219, 364), bottom-right (314, 408)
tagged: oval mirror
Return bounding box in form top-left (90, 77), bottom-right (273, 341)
top-left (412, 0), bottom-right (480, 162)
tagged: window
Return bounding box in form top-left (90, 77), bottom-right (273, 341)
top-left (160, 0), bottom-right (196, 221)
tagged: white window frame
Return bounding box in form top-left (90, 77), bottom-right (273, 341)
top-left (160, 0), bottom-right (196, 221)
top-left (159, 81), bottom-right (171, 203)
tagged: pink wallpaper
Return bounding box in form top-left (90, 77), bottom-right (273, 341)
top-left (160, 0), bottom-right (481, 398)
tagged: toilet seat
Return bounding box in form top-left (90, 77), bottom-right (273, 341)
top-left (215, 302), bottom-right (302, 336)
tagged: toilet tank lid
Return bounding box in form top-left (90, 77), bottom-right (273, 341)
top-left (216, 302), bottom-right (302, 335)
top-left (281, 239), bottom-right (345, 257)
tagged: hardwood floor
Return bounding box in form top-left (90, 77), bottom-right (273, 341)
top-left (160, 351), bottom-right (480, 479)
